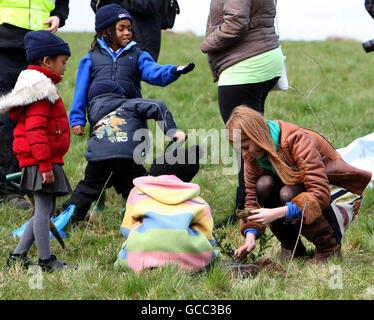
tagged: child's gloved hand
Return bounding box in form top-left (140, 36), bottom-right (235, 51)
top-left (171, 62), bottom-right (195, 76)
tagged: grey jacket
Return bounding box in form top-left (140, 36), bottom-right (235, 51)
top-left (200, 0), bottom-right (280, 81)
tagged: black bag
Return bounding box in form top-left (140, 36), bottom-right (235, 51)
top-left (161, 0), bottom-right (180, 30)
top-left (366, 0), bottom-right (374, 19)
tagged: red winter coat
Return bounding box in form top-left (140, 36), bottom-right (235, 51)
top-left (0, 65), bottom-right (70, 173)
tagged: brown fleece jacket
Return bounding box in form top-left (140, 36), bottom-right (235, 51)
top-left (240, 120), bottom-right (372, 236)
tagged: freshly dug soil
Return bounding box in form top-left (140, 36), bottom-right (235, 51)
top-left (255, 258), bottom-right (286, 274)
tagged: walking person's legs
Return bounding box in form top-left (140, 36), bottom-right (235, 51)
top-left (62, 160), bottom-right (115, 223)
top-left (0, 49), bottom-right (30, 209)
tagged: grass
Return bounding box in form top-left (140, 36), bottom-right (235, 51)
top-left (0, 32), bottom-right (373, 300)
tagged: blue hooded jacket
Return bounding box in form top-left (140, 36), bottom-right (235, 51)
top-left (84, 92), bottom-right (178, 163)
top-left (69, 38), bottom-right (180, 128)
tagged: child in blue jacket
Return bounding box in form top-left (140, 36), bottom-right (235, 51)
top-left (62, 79), bottom-right (202, 223)
top-left (69, 4), bottom-right (194, 136)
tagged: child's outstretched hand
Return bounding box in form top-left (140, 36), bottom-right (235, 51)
top-left (73, 125), bottom-right (85, 136)
top-left (172, 131), bottom-right (186, 144)
top-left (172, 63), bottom-right (195, 76)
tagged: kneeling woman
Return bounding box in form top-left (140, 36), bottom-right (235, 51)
top-left (226, 106), bottom-right (371, 262)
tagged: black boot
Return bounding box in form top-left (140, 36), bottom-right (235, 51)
top-left (6, 193), bottom-right (32, 210)
top-left (7, 252), bottom-right (34, 269)
top-left (38, 254), bottom-right (77, 272)
top-left (269, 219), bottom-right (308, 259)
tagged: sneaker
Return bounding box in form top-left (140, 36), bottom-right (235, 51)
top-left (6, 194), bottom-right (32, 210)
top-left (38, 254), bottom-right (77, 272)
top-left (7, 251), bottom-right (34, 269)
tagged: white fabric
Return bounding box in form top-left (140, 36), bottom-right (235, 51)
top-left (337, 132), bottom-right (374, 187)
top-left (0, 69), bottom-right (59, 113)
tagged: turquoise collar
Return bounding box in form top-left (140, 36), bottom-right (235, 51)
top-left (256, 120), bottom-right (280, 173)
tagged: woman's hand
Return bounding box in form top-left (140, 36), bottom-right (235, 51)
top-left (234, 232), bottom-right (256, 258)
top-left (246, 206), bottom-right (287, 225)
top-left (42, 170), bottom-right (55, 184)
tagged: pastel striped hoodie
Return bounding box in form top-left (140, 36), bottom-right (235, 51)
top-left (115, 175), bottom-right (217, 272)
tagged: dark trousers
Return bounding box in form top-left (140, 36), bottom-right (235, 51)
top-left (0, 49), bottom-right (28, 198)
top-left (217, 77), bottom-right (279, 210)
top-left (63, 146), bottom-right (202, 222)
top-left (62, 159), bottom-right (148, 222)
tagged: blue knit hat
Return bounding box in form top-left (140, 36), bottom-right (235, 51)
top-left (24, 30), bottom-right (71, 62)
top-left (95, 4), bottom-right (133, 32)
top-left (88, 80), bottom-right (126, 101)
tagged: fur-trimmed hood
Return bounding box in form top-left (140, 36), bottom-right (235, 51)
top-left (0, 66), bottom-right (61, 114)
top-left (6, 66), bottom-right (70, 173)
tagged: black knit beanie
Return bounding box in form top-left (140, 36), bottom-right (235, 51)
top-left (95, 4), bottom-right (133, 32)
top-left (24, 30), bottom-right (71, 62)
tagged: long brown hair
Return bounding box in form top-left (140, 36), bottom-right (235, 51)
top-left (226, 106), bottom-right (305, 185)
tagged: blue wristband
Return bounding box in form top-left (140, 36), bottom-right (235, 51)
top-left (285, 202), bottom-right (302, 220)
top-left (244, 228), bottom-right (261, 239)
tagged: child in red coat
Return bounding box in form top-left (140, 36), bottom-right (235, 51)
top-left (0, 30), bottom-right (75, 271)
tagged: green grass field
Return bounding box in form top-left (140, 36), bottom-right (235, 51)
top-left (0, 32), bottom-right (373, 300)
